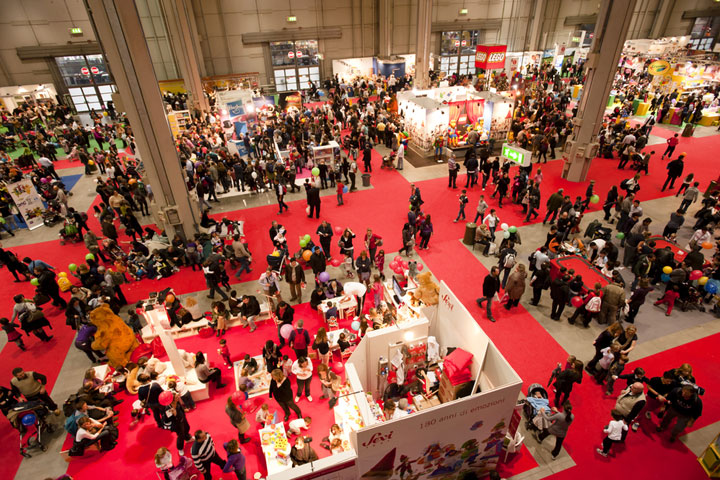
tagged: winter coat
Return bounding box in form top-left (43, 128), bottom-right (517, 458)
top-left (505, 270), bottom-right (527, 300)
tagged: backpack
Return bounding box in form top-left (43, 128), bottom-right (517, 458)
top-left (503, 252), bottom-right (516, 269)
top-left (586, 296), bottom-right (602, 313)
top-left (292, 329), bottom-right (308, 350)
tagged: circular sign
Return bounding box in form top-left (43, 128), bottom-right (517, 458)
top-left (296, 50), bottom-right (303, 58)
top-left (90, 66), bottom-right (99, 74)
top-left (454, 40), bottom-right (460, 47)
top-left (288, 51), bottom-right (295, 58)
top-left (461, 40), bottom-right (467, 47)
top-left (648, 60), bottom-right (671, 76)
top-left (80, 67), bottom-right (90, 75)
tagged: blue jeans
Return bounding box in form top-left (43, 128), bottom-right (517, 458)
top-left (235, 257), bottom-right (251, 277)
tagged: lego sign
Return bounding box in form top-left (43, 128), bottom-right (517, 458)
top-left (475, 45), bottom-right (507, 69)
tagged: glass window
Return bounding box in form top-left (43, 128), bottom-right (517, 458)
top-left (271, 39), bottom-right (320, 91)
top-left (440, 30), bottom-right (479, 76)
top-left (295, 40), bottom-right (319, 66)
top-left (98, 85), bottom-right (113, 93)
top-left (441, 31), bottom-right (460, 55)
top-left (270, 41), bottom-right (295, 67)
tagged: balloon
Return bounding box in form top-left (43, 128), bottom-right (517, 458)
top-left (302, 250), bottom-right (312, 262)
top-left (705, 281), bottom-right (718, 294)
top-left (21, 413), bottom-right (37, 426)
top-left (343, 186), bottom-right (349, 194)
top-left (417, 263), bottom-right (424, 271)
top-left (69, 263), bottom-right (77, 272)
top-left (129, 178), bottom-right (137, 184)
top-left (508, 226), bottom-right (517, 233)
top-left (88, 160), bottom-right (95, 165)
top-left (30, 278), bottom-right (39, 286)
top-left (280, 324), bottom-right (294, 339)
top-left (304, 234), bottom-right (311, 242)
top-left (332, 361), bottom-right (345, 374)
top-left (662, 266), bottom-right (673, 274)
top-left (165, 294), bottom-right (175, 304)
top-left (393, 266), bottom-right (404, 275)
top-left (299, 239), bottom-right (308, 248)
top-left (589, 195), bottom-right (600, 204)
top-left (40, 178), bottom-right (48, 184)
top-left (334, 226), bottom-right (343, 235)
top-left (394, 256), bottom-right (403, 263)
top-left (689, 270), bottom-right (703, 281)
top-left (251, 171), bottom-right (258, 179)
top-left (331, 258), bottom-right (341, 267)
top-left (389, 261), bottom-right (398, 270)
top-left (503, 231), bottom-right (511, 239)
top-left (500, 223), bottom-right (509, 231)
top-left (351, 320), bottom-right (360, 331)
top-left (318, 272), bottom-right (330, 282)
top-left (571, 296), bottom-right (584, 308)
top-left (699, 276), bottom-right (709, 286)
top-left (616, 232), bottom-right (625, 240)
top-left (85, 253), bottom-right (95, 261)
top-left (58, 271), bottom-right (68, 277)
top-left (401, 261), bottom-right (409, 269)
top-left (158, 391), bottom-right (174, 406)
top-left (271, 250), bottom-right (280, 257)
top-left (661, 273), bottom-right (670, 282)
top-left (702, 241), bottom-right (714, 250)
top-left (311, 167), bottom-right (320, 177)
top-left (231, 391), bottom-right (246, 405)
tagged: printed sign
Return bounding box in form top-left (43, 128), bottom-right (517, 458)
top-left (80, 67), bottom-right (90, 75)
top-left (648, 60), bottom-right (671, 76)
top-left (501, 143), bottom-right (531, 167)
top-left (475, 45), bottom-right (507, 69)
top-left (90, 66), bottom-right (99, 74)
top-left (288, 51), bottom-right (295, 58)
top-left (226, 100), bottom-right (246, 118)
top-left (8, 179), bottom-right (46, 230)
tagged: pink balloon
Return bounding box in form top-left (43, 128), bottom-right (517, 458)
top-left (158, 391), bottom-right (174, 406)
top-left (332, 361), bottom-right (345, 374)
top-left (417, 263), bottom-right (424, 271)
top-left (334, 226), bottom-right (343, 235)
top-left (280, 324), bottom-right (294, 339)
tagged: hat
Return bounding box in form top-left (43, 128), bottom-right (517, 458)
top-left (590, 180), bottom-right (595, 183)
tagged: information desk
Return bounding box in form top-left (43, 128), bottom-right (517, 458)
top-left (233, 355), bottom-right (271, 398)
top-left (550, 255), bottom-right (609, 293)
top-left (259, 422), bottom-right (292, 475)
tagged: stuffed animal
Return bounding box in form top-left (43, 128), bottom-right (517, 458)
top-left (414, 271), bottom-right (440, 306)
top-left (90, 304), bottom-right (139, 368)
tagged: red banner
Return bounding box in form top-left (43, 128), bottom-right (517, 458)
top-left (475, 44), bottom-right (507, 69)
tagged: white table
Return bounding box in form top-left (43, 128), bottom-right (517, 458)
top-left (319, 295), bottom-right (358, 321)
top-left (156, 361), bottom-right (209, 401)
top-left (259, 423), bottom-right (292, 475)
top-left (233, 355), bottom-right (272, 398)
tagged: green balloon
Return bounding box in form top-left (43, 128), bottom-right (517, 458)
top-left (616, 232), bottom-right (625, 240)
top-left (85, 253), bottom-right (95, 261)
top-left (590, 194), bottom-right (600, 204)
top-left (311, 167), bottom-right (320, 177)
top-left (299, 239), bottom-right (308, 248)
top-left (508, 226), bottom-right (517, 233)
top-left (30, 278), bottom-right (39, 286)
top-left (68, 263), bottom-right (77, 272)
top-left (304, 234), bottom-right (311, 241)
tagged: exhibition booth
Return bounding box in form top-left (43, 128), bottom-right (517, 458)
top-left (397, 87), bottom-right (513, 151)
top-left (0, 84), bottom-right (57, 111)
top-left (331, 55), bottom-right (417, 83)
top-left (254, 281), bottom-right (523, 480)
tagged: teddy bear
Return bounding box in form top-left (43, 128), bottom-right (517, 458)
top-left (90, 304), bottom-right (139, 368)
top-left (414, 271), bottom-right (440, 306)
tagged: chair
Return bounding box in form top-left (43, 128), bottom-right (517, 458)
top-left (326, 316), bottom-right (339, 330)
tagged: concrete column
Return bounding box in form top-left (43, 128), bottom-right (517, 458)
top-left (160, 0), bottom-right (210, 113)
top-left (414, 0), bottom-right (432, 89)
top-left (528, 0), bottom-right (545, 51)
top-left (378, 0), bottom-right (391, 57)
top-left (650, 0), bottom-right (674, 39)
top-left (84, 0), bottom-right (200, 238)
top-left (561, 0), bottom-right (637, 182)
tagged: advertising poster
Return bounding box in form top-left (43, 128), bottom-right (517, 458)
top-left (475, 45), bottom-right (507, 70)
top-left (278, 91), bottom-right (303, 111)
top-left (8, 179), bottom-right (45, 230)
top-left (354, 387), bottom-right (513, 480)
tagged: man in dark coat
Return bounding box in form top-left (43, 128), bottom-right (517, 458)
top-left (550, 274), bottom-right (570, 320)
top-left (476, 267), bottom-right (501, 322)
top-left (662, 154), bottom-right (685, 191)
top-left (307, 186), bottom-right (321, 219)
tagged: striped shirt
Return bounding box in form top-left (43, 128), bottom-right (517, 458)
top-left (191, 434), bottom-right (217, 471)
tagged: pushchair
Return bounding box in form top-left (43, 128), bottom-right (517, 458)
top-left (9, 400), bottom-right (54, 457)
top-left (156, 456), bottom-right (201, 480)
top-left (381, 151), bottom-right (396, 169)
top-left (521, 383), bottom-right (550, 432)
top-left (58, 218), bottom-right (82, 244)
top-left (42, 201), bottom-right (64, 227)
top-left (680, 286), bottom-right (706, 313)
top-left (267, 250), bottom-right (287, 279)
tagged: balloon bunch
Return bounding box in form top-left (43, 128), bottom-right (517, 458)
top-left (499, 223), bottom-right (517, 239)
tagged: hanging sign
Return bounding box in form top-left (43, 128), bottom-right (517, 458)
top-left (501, 143), bottom-right (531, 167)
top-left (475, 44), bottom-right (507, 69)
top-left (648, 60), bottom-right (671, 76)
top-left (454, 40), bottom-right (460, 47)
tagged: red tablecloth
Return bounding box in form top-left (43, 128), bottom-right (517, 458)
top-left (550, 255), bottom-right (609, 293)
top-left (649, 236), bottom-right (688, 263)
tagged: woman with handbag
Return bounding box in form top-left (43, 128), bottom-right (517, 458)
top-left (225, 396), bottom-right (252, 444)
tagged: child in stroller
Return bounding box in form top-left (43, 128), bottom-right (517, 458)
top-left (42, 201), bottom-right (64, 227)
top-left (522, 383), bottom-right (551, 432)
top-left (58, 217), bottom-right (82, 244)
top-left (266, 250), bottom-right (287, 279)
top-left (381, 151), bottom-right (396, 169)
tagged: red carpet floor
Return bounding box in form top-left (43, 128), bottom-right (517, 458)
top-left (0, 131), bottom-right (719, 478)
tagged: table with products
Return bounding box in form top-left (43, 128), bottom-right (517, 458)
top-left (234, 355), bottom-right (272, 398)
top-left (259, 422), bottom-right (292, 475)
top-left (550, 255), bottom-right (609, 293)
top-left (649, 236), bottom-right (688, 263)
top-left (319, 294), bottom-right (358, 321)
top-left (331, 387), bottom-right (365, 451)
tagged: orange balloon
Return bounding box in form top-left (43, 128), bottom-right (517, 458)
top-left (702, 241), bottom-right (714, 250)
top-left (302, 249), bottom-right (312, 262)
top-left (165, 294), bottom-right (176, 304)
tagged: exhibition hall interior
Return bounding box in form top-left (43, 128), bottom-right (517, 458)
top-left (1, 0), bottom-right (720, 479)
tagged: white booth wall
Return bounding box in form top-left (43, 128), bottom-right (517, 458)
top-left (0, 84), bottom-right (57, 111)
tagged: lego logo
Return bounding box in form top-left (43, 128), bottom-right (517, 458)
top-left (476, 52), bottom-right (487, 62)
top-left (488, 52), bottom-right (505, 63)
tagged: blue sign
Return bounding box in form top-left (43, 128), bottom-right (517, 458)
top-left (226, 100), bottom-right (245, 118)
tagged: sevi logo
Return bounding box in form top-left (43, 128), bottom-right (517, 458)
top-left (361, 431), bottom-right (394, 448)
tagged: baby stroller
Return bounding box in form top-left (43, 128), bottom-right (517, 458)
top-left (381, 151), bottom-right (396, 169)
top-left (592, 226), bottom-right (612, 242)
top-left (10, 400), bottom-right (54, 457)
top-left (42, 201), bottom-right (64, 227)
top-left (58, 218), bottom-right (82, 245)
top-left (156, 456), bottom-right (201, 480)
top-left (267, 250), bottom-right (287, 279)
top-left (521, 383), bottom-right (550, 432)
top-left (680, 286), bottom-right (706, 313)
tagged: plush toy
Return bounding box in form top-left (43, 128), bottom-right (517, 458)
top-left (90, 304), bottom-right (139, 368)
top-left (414, 271), bottom-right (440, 306)
top-left (447, 121), bottom-right (459, 147)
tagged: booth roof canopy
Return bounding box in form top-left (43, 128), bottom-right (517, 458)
top-left (407, 96), bottom-right (445, 110)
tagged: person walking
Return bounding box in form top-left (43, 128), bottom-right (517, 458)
top-left (504, 264), bottom-right (527, 310)
top-left (202, 260), bottom-right (229, 301)
top-left (529, 262), bottom-right (551, 306)
top-left (418, 215), bottom-right (434, 249)
top-left (473, 195), bottom-right (488, 224)
top-left (596, 410), bottom-right (628, 457)
top-left (662, 154), bottom-right (685, 191)
top-left (307, 185), bottom-right (321, 219)
top-left (454, 190), bottom-right (469, 222)
top-left (535, 402), bottom-right (574, 459)
top-left (292, 356), bottom-right (313, 402)
top-left (225, 397), bottom-right (252, 444)
top-left (476, 267), bottom-right (501, 322)
top-left (661, 134), bottom-right (679, 160)
top-left (552, 360), bottom-right (583, 407)
top-left (286, 258), bottom-right (305, 304)
top-left (550, 274), bottom-right (570, 320)
top-left (679, 181), bottom-right (700, 214)
top-left (191, 430), bottom-right (226, 480)
top-left (275, 181), bottom-right (289, 214)
top-left (448, 154), bottom-right (458, 188)
top-left (585, 323), bottom-right (624, 373)
top-left (657, 384), bottom-right (703, 442)
top-left (498, 241), bottom-right (517, 288)
top-left (543, 189), bottom-right (564, 224)
top-left (316, 221), bottom-right (334, 258)
top-left (625, 278), bottom-right (653, 323)
top-left (232, 235), bottom-right (252, 278)
top-left (222, 439), bottom-right (248, 480)
top-left (10, 368), bottom-right (59, 413)
top-left (269, 369), bottom-right (302, 421)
